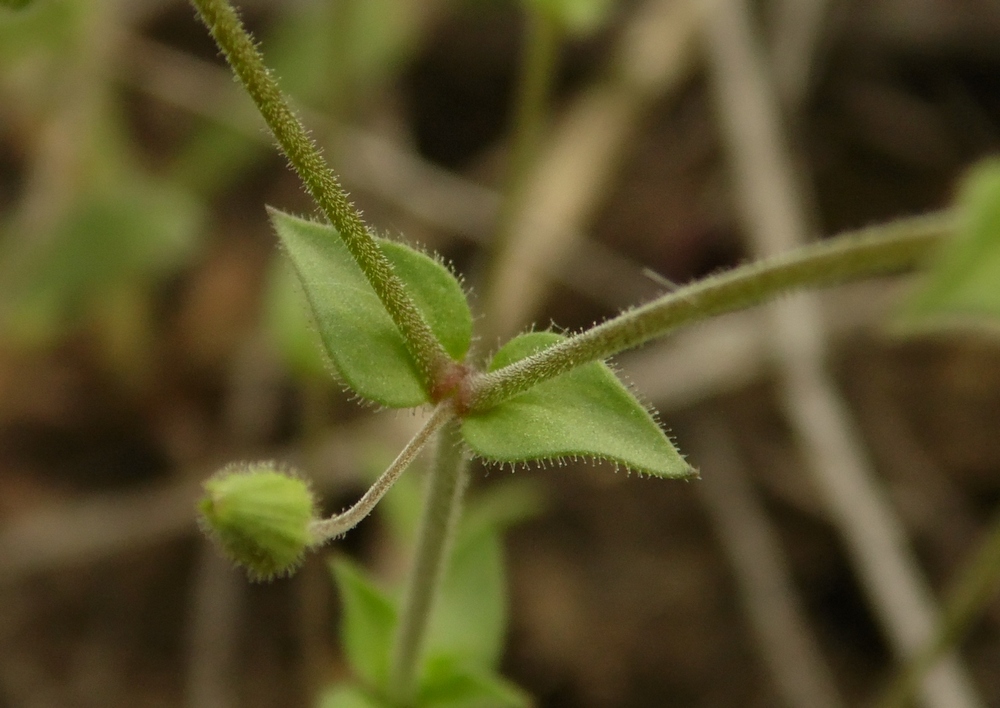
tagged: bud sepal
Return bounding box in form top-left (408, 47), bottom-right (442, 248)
top-left (199, 462), bottom-right (319, 581)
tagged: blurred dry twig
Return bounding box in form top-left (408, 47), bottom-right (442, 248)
top-left (702, 1), bottom-right (983, 706)
top-left (692, 419), bottom-right (844, 708)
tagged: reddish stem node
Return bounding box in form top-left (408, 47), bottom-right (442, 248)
top-left (429, 361), bottom-right (475, 407)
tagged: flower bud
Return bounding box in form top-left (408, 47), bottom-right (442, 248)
top-left (199, 462), bottom-right (318, 581)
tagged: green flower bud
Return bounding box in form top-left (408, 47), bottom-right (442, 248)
top-left (199, 462), bottom-right (318, 581)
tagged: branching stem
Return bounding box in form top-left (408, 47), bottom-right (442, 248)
top-left (188, 0), bottom-right (452, 385)
top-left (466, 211), bottom-right (955, 412)
top-left (308, 404), bottom-right (454, 543)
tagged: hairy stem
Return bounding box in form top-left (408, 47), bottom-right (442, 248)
top-left (308, 404), bottom-right (454, 543)
top-left (188, 0), bottom-right (452, 384)
top-left (480, 7), bottom-right (560, 335)
top-left (390, 418), bottom-right (469, 702)
top-left (467, 211), bottom-right (954, 412)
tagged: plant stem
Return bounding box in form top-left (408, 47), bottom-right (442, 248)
top-left (188, 0), bottom-right (452, 384)
top-left (875, 510), bottom-right (1000, 708)
top-left (390, 418), bottom-right (469, 703)
top-left (308, 404), bottom-right (454, 543)
top-left (466, 211), bottom-right (955, 412)
top-left (480, 6), bottom-right (560, 335)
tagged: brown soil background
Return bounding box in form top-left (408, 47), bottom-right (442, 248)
top-left (2, 1), bottom-right (1000, 706)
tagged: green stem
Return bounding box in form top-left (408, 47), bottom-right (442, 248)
top-left (390, 418), bottom-right (469, 703)
top-left (188, 0), bottom-right (452, 384)
top-left (308, 404), bottom-right (454, 543)
top-left (480, 7), bottom-right (560, 333)
top-left (875, 509), bottom-right (1000, 708)
top-left (466, 211), bottom-right (955, 412)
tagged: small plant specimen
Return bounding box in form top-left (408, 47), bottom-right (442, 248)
top-left (184, 0), bottom-right (1000, 705)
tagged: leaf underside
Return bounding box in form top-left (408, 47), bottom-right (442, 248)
top-left (461, 332), bottom-right (694, 478)
top-left (899, 159), bottom-right (1000, 330)
top-left (269, 209), bottom-right (472, 408)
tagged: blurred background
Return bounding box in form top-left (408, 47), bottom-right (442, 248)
top-left (2, 0), bottom-right (1000, 706)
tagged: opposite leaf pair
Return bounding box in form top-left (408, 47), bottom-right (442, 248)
top-left (271, 209), bottom-right (693, 479)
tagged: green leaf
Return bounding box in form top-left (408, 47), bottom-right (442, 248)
top-left (316, 684), bottom-right (388, 708)
top-left (461, 332), bottom-right (693, 478)
top-left (422, 480), bottom-right (544, 670)
top-left (899, 159), bottom-right (1000, 330)
top-left (459, 479), bottom-right (546, 544)
top-left (418, 657), bottom-right (530, 708)
top-left (331, 557), bottom-right (398, 688)
top-left (0, 0), bottom-right (33, 11)
top-left (269, 209), bottom-right (472, 408)
top-left (427, 527), bottom-right (507, 669)
top-left (374, 452), bottom-right (543, 555)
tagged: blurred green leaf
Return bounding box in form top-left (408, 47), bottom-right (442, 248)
top-left (333, 0), bottom-right (424, 88)
top-left (1, 0), bottom-right (34, 12)
top-left (268, 209), bottom-right (472, 408)
top-left (421, 480), bottom-right (544, 670)
top-left (171, 0), bottom-right (341, 194)
top-left (458, 479), bottom-right (545, 543)
top-left (426, 527), bottom-right (507, 669)
top-left (418, 656), bottom-right (531, 708)
top-left (462, 332), bottom-right (694, 478)
top-left (316, 684), bottom-right (389, 708)
top-left (370, 450), bottom-right (425, 546)
top-left (0, 0), bottom-right (76, 62)
top-left (373, 454), bottom-right (543, 560)
top-left (1, 175), bottom-right (200, 347)
top-left (899, 159), bottom-right (1000, 331)
top-left (526, 0), bottom-right (615, 35)
top-left (351, 457), bottom-right (542, 678)
top-left (331, 556), bottom-right (398, 689)
top-left (173, 0), bottom-right (423, 195)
